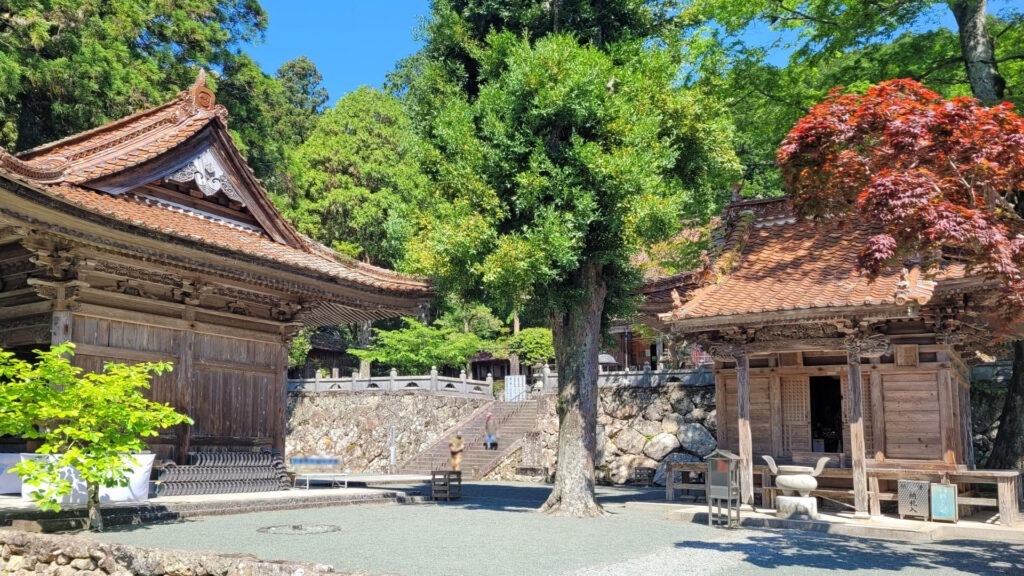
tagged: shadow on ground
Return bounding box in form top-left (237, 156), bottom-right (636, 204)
top-left (428, 482), bottom-right (667, 512)
top-left (675, 532), bottom-right (1024, 575)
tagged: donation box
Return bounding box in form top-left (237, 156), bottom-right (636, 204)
top-left (706, 449), bottom-right (741, 527)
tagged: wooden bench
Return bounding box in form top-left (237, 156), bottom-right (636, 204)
top-left (867, 468), bottom-right (1022, 525)
top-left (665, 462), bottom-right (771, 503)
top-left (431, 470), bottom-right (462, 501)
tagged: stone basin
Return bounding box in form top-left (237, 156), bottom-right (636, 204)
top-left (777, 465), bottom-right (814, 475)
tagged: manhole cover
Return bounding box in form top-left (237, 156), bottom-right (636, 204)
top-left (257, 524), bottom-right (341, 535)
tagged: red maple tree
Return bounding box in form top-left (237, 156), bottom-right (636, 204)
top-left (778, 79), bottom-right (1024, 322)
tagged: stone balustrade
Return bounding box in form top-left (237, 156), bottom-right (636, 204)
top-left (288, 367), bottom-right (493, 399)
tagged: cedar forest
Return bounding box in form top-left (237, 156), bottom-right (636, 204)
top-left (2, 0), bottom-right (1023, 514)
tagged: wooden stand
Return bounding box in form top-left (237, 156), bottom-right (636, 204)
top-left (431, 470), bottom-right (462, 501)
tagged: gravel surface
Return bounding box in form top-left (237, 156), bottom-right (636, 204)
top-left (94, 482), bottom-right (1024, 576)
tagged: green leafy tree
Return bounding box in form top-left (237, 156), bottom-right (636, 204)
top-left (681, 0), bottom-right (1020, 104)
top-left (402, 4), bottom-right (739, 513)
top-left (508, 327), bottom-right (555, 366)
top-left (0, 0), bottom-right (267, 151)
top-left (217, 54), bottom-right (330, 198)
top-left (350, 318), bottom-right (484, 374)
top-left (435, 297), bottom-right (507, 340)
top-left (684, 10), bottom-right (1023, 198)
top-left (0, 344), bottom-right (192, 531)
top-left (281, 87), bottom-right (429, 266)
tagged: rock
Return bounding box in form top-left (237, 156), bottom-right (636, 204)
top-left (661, 413), bottom-right (685, 434)
top-left (653, 452), bottom-right (701, 486)
top-left (668, 390), bottom-right (695, 415)
top-left (69, 558), bottom-right (96, 570)
top-left (684, 406), bottom-right (706, 423)
top-left (643, 433), bottom-right (681, 460)
top-left (613, 428), bottom-right (646, 455)
top-left (677, 423), bottom-right (717, 457)
top-left (643, 398), bottom-right (671, 422)
top-left (605, 398), bottom-right (640, 420)
top-left (633, 419), bottom-right (662, 438)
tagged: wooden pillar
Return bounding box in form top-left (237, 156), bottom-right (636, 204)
top-left (869, 365), bottom-right (885, 460)
top-left (735, 350), bottom-right (754, 507)
top-left (937, 364), bottom-right (957, 465)
top-left (769, 372), bottom-right (783, 461)
top-left (845, 335), bottom-right (890, 519)
top-left (177, 307), bottom-right (195, 463)
top-left (706, 340), bottom-right (752, 506)
top-left (845, 351), bottom-right (869, 518)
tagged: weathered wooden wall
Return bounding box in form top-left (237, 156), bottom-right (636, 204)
top-left (0, 240), bottom-right (295, 463)
top-left (714, 344), bottom-right (968, 466)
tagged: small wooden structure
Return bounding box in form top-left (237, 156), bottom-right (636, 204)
top-left (644, 198), bottom-right (1016, 520)
top-left (0, 72), bottom-right (432, 461)
top-left (431, 470), bottom-right (462, 501)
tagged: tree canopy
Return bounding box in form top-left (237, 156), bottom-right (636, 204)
top-left (778, 79), bottom-right (1024, 317)
top-left (0, 344), bottom-right (191, 531)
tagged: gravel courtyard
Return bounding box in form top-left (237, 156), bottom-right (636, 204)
top-left (93, 482), bottom-right (1024, 576)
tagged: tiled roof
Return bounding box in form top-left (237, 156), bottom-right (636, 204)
top-left (0, 72), bottom-right (431, 302)
top-left (657, 198), bottom-right (969, 325)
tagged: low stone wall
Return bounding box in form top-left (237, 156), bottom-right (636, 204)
top-left (530, 381), bottom-right (717, 485)
top-left (286, 392), bottom-right (488, 472)
top-left (0, 529), bottom-right (338, 576)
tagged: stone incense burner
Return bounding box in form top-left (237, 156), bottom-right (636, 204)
top-left (762, 455), bottom-right (831, 497)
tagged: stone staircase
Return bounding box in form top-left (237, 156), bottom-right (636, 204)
top-left (399, 397), bottom-right (539, 480)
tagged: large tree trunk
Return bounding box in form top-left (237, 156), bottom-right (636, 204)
top-left (87, 482), bottom-right (104, 531)
top-left (949, 0), bottom-right (1006, 104)
top-left (986, 340), bottom-right (1024, 469)
top-left (540, 262), bottom-right (607, 517)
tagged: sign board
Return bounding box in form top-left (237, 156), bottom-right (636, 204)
top-left (930, 483), bottom-right (958, 523)
top-left (505, 375), bottom-right (527, 402)
top-left (898, 480), bottom-right (930, 520)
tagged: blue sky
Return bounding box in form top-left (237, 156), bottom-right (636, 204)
top-left (247, 1), bottom-right (429, 105)
top-left (246, 1), bottom-right (1019, 104)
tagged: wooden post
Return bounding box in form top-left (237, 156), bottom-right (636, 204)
top-left (735, 351), bottom-right (754, 507)
top-left (845, 335), bottom-right (890, 519)
top-left (937, 365), bottom-right (957, 465)
top-left (177, 308), bottom-right (195, 463)
top-left (769, 372), bottom-right (783, 458)
top-left (870, 365), bottom-right (885, 460)
top-left (705, 341), bottom-right (750, 503)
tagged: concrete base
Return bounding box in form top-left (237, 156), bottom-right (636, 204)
top-left (775, 495), bottom-right (818, 520)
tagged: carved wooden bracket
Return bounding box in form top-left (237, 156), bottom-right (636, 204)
top-left (27, 279), bottom-right (89, 311)
top-left (699, 339), bottom-right (747, 361)
top-left (24, 240), bottom-right (78, 280)
top-left (271, 301), bottom-right (303, 322)
top-left (844, 334), bottom-right (891, 359)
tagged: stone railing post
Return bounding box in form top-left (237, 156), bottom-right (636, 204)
top-left (315, 369), bottom-right (322, 392)
top-left (430, 366), bottom-right (438, 391)
top-left (486, 372), bottom-right (494, 398)
top-left (543, 364), bottom-right (551, 390)
top-left (389, 367), bottom-right (397, 392)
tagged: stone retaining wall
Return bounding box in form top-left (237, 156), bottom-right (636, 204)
top-left (285, 379), bottom-right (716, 483)
top-left (530, 381), bottom-right (718, 484)
top-left (286, 392), bottom-right (488, 471)
top-left (0, 529), bottom-right (338, 576)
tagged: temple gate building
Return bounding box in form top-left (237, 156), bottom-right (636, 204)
top-left (0, 73), bottom-right (432, 462)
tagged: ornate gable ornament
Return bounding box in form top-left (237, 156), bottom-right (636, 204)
top-left (165, 148), bottom-right (245, 207)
